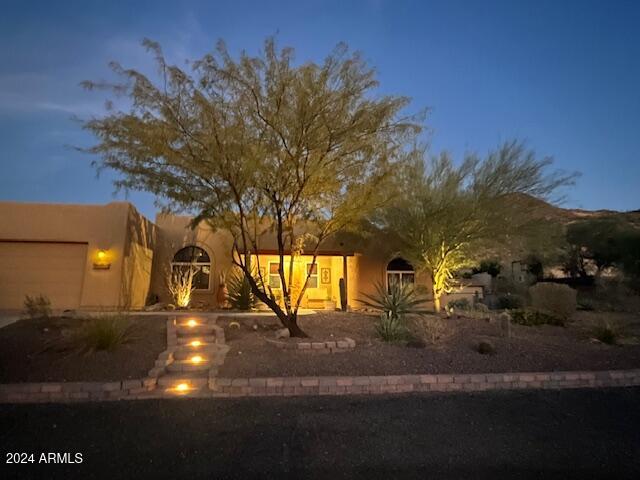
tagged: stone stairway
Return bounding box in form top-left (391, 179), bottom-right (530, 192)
top-left (155, 315), bottom-right (228, 396)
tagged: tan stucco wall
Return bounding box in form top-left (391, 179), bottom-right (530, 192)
top-left (150, 214), bottom-right (234, 307)
top-left (0, 201), bottom-right (156, 310)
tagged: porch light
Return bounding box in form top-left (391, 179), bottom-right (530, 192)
top-left (93, 249), bottom-right (111, 270)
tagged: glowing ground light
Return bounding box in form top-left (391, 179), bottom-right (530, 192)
top-left (186, 319), bottom-right (198, 327)
top-left (190, 355), bottom-right (204, 364)
top-left (169, 382), bottom-right (191, 394)
top-left (190, 340), bottom-right (202, 347)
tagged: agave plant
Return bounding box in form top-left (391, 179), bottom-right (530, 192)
top-left (226, 266), bottom-right (258, 310)
top-left (359, 281), bottom-right (425, 321)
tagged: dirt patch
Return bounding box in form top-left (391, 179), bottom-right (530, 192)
top-left (0, 315), bottom-right (166, 383)
top-left (217, 311), bottom-right (640, 377)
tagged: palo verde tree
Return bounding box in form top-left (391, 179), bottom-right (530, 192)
top-left (81, 38), bottom-right (421, 336)
top-left (379, 141), bottom-right (575, 311)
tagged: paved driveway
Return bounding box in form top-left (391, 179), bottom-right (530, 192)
top-left (2, 388), bottom-right (639, 479)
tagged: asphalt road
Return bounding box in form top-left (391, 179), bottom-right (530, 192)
top-left (1, 388), bottom-right (639, 479)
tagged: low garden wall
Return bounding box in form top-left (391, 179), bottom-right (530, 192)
top-left (1, 369), bottom-right (639, 403)
top-left (265, 337), bottom-right (356, 354)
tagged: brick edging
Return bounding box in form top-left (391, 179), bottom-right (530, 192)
top-left (0, 377), bottom-right (156, 403)
top-left (2, 369), bottom-right (639, 403)
top-left (209, 369), bottom-right (640, 397)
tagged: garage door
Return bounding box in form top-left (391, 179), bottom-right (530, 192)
top-left (0, 241), bottom-right (88, 310)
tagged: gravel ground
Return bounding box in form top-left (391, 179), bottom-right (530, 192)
top-left (0, 315), bottom-right (166, 382)
top-left (218, 311), bottom-right (640, 377)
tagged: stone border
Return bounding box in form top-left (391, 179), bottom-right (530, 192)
top-left (266, 337), bottom-right (356, 354)
top-left (1, 369), bottom-right (639, 402)
top-left (209, 369), bottom-right (640, 397)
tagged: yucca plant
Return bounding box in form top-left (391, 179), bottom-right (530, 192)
top-left (359, 281), bottom-right (425, 321)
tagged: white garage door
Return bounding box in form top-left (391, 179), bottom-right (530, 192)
top-left (0, 241), bottom-right (88, 310)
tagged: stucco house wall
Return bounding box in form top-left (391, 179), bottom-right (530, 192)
top-left (0, 201), bottom-right (156, 310)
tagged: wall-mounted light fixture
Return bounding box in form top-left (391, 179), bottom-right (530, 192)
top-left (93, 249), bottom-right (111, 270)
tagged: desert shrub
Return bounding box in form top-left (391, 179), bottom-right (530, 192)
top-left (24, 294), bottom-right (52, 319)
top-left (447, 298), bottom-right (471, 311)
top-left (589, 318), bottom-right (625, 345)
top-left (529, 282), bottom-right (577, 321)
top-left (226, 267), bottom-right (257, 310)
top-left (497, 294), bottom-right (525, 310)
top-left (52, 314), bottom-right (138, 354)
top-left (472, 259), bottom-right (501, 277)
top-left (477, 340), bottom-right (496, 355)
top-left (360, 281), bottom-right (426, 320)
top-left (510, 308), bottom-right (564, 326)
top-left (418, 315), bottom-right (449, 344)
top-left (580, 278), bottom-right (640, 312)
top-left (375, 312), bottom-right (409, 342)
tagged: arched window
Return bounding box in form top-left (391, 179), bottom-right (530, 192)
top-left (172, 246), bottom-right (211, 290)
top-left (386, 257), bottom-right (415, 291)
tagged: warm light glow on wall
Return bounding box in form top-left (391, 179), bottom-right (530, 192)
top-left (93, 249), bottom-right (111, 270)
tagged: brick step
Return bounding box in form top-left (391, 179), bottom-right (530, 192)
top-left (167, 359), bottom-right (212, 373)
top-left (177, 335), bottom-right (216, 345)
top-left (173, 345), bottom-right (219, 360)
top-left (157, 372), bottom-right (209, 389)
top-left (176, 324), bottom-right (215, 336)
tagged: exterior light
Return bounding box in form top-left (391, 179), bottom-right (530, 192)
top-left (175, 383), bottom-right (189, 392)
top-left (190, 340), bottom-right (202, 347)
top-left (93, 249), bottom-right (111, 270)
top-left (186, 319), bottom-right (198, 327)
top-left (190, 355), bottom-right (203, 364)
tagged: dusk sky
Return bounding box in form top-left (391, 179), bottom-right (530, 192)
top-left (1, 0), bottom-right (638, 219)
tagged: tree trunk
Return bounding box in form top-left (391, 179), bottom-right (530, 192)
top-left (433, 294), bottom-right (441, 313)
top-left (275, 309), bottom-right (308, 338)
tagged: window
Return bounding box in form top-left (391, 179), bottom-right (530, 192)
top-left (306, 263), bottom-right (318, 288)
top-left (172, 246), bottom-right (211, 290)
top-left (268, 262), bottom-right (281, 289)
top-left (386, 257), bottom-right (415, 291)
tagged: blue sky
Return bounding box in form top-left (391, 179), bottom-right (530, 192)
top-left (1, 0), bottom-right (638, 219)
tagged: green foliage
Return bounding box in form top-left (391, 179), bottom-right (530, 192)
top-left (81, 37), bottom-right (422, 331)
top-left (529, 282), bottom-right (577, 321)
top-left (565, 218), bottom-right (640, 280)
top-left (377, 140), bottom-right (576, 310)
top-left (24, 294), bottom-right (52, 319)
top-left (472, 259), bottom-right (501, 277)
top-left (226, 267), bottom-right (257, 311)
top-left (359, 281), bottom-right (426, 320)
top-left (53, 314), bottom-right (138, 355)
top-left (497, 294), bottom-right (525, 310)
top-left (510, 308), bottom-right (564, 326)
top-left (375, 312), bottom-right (409, 342)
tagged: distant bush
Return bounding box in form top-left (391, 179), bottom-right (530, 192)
top-left (417, 315), bottom-right (449, 344)
top-left (529, 283), bottom-right (577, 321)
top-left (510, 308), bottom-right (564, 326)
top-left (24, 294), bottom-right (52, 319)
top-left (447, 298), bottom-right (471, 311)
top-left (497, 294), bottom-right (525, 310)
top-left (472, 259), bottom-right (501, 277)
